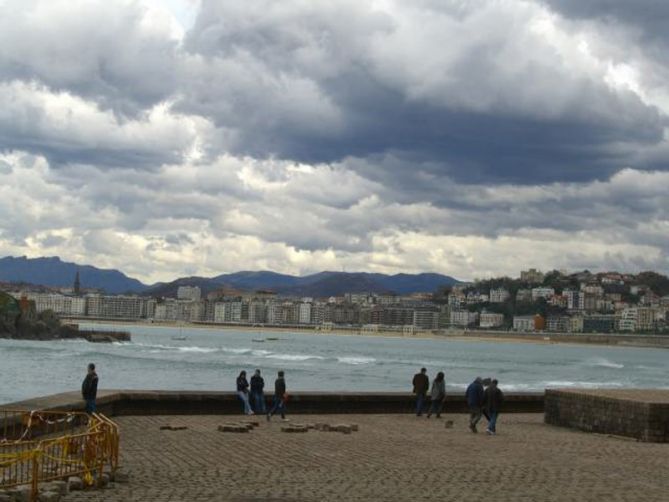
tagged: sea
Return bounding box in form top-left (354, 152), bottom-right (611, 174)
top-left (0, 323), bottom-right (667, 404)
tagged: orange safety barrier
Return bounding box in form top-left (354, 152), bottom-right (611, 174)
top-left (0, 410), bottom-right (119, 501)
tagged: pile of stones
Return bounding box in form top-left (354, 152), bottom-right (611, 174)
top-left (0, 469), bottom-right (129, 502)
top-left (282, 423), bottom-right (359, 434)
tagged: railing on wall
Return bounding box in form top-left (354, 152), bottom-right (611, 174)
top-left (0, 410), bottom-right (119, 501)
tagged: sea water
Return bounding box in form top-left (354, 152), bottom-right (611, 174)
top-left (0, 323), bottom-right (667, 404)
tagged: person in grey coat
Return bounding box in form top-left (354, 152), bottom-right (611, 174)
top-left (426, 372), bottom-right (446, 418)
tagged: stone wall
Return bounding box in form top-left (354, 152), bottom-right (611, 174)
top-left (544, 389), bottom-right (669, 443)
top-left (2, 390), bottom-right (544, 417)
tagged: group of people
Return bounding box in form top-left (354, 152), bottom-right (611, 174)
top-left (236, 369), bottom-right (288, 421)
top-left (81, 362), bottom-right (502, 435)
top-left (412, 368), bottom-right (504, 435)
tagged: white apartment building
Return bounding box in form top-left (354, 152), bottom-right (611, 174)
top-left (513, 316), bottom-right (536, 331)
top-left (480, 312), bottom-right (505, 328)
top-left (619, 307), bottom-right (655, 332)
top-left (449, 310), bottom-right (479, 327)
top-left (298, 302), bottom-right (312, 324)
top-left (177, 286), bottom-right (201, 301)
top-left (24, 293), bottom-right (86, 316)
top-left (531, 287), bottom-right (555, 301)
top-left (489, 288), bottom-right (510, 303)
top-left (564, 290), bottom-right (585, 311)
top-left (413, 309), bottom-right (439, 330)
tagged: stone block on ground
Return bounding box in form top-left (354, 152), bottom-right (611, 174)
top-left (334, 424), bottom-right (352, 434)
top-left (281, 426), bottom-right (308, 433)
top-left (159, 424), bottom-right (188, 431)
top-left (67, 476), bottom-right (83, 491)
top-left (306, 423), bottom-right (315, 429)
top-left (350, 424), bottom-right (359, 432)
top-left (113, 470), bottom-right (130, 484)
top-left (218, 424), bottom-right (249, 433)
top-left (445, 420), bottom-right (454, 429)
top-left (40, 481), bottom-right (67, 496)
top-left (6, 486), bottom-right (31, 502)
top-left (37, 491), bottom-right (60, 502)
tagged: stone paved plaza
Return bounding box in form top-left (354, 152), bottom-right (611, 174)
top-left (68, 413), bottom-right (668, 502)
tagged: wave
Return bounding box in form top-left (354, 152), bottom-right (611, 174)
top-left (584, 357), bottom-right (624, 369)
top-left (265, 353), bottom-right (326, 361)
top-left (337, 356), bottom-right (376, 365)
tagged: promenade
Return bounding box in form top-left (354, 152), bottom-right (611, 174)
top-left (67, 413), bottom-right (668, 502)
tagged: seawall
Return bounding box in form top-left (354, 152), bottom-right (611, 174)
top-left (0, 390), bottom-right (544, 416)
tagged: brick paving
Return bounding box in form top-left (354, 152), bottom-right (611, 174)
top-left (67, 413), bottom-right (668, 502)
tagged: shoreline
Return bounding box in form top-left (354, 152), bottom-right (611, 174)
top-left (67, 318), bottom-right (669, 349)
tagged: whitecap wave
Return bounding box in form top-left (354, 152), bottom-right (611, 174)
top-left (584, 357), bottom-right (624, 369)
top-left (337, 356), bottom-right (376, 365)
top-left (266, 353), bottom-right (325, 361)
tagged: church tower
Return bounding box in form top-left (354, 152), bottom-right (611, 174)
top-left (73, 270), bottom-right (81, 295)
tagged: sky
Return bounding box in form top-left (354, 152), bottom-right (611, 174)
top-left (0, 0), bottom-right (668, 283)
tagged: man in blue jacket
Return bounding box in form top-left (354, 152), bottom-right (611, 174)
top-left (465, 376), bottom-right (484, 433)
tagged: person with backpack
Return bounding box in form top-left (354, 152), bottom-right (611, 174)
top-left (482, 379), bottom-right (504, 435)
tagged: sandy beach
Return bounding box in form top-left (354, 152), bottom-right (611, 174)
top-left (67, 317), bottom-right (669, 349)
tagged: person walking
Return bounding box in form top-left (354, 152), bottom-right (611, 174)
top-left (267, 370), bottom-right (287, 421)
top-left (81, 363), bottom-right (99, 414)
top-left (236, 370), bottom-right (253, 415)
top-left (482, 379), bottom-right (504, 435)
top-left (250, 369), bottom-right (266, 414)
top-left (465, 377), bottom-right (485, 433)
top-left (412, 367), bottom-right (429, 416)
top-left (426, 371), bottom-right (446, 418)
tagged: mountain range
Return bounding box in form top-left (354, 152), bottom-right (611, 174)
top-left (0, 256), bottom-right (460, 297)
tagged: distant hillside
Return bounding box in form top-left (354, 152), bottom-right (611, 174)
top-left (197, 270), bottom-right (459, 297)
top-left (140, 276), bottom-right (227, 298)
top-left (0, 256), bottom-right (460, 298)
top-left (0, 256), bottom-right (147, 294)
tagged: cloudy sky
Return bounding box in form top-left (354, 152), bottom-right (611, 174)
top-left (1, 0), bottom-right (668, 283)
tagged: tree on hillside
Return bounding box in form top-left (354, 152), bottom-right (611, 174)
top-left (635, 271), bottom-right (669, 296)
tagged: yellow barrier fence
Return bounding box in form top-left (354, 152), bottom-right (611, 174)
top-left (0, 410), bottom-right (119, 501)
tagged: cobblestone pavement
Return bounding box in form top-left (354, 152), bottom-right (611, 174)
top-left (68, 413), bottom-right (668, 502)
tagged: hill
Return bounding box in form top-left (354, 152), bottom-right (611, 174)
top-left (0, 256), bottom-right (147, 294)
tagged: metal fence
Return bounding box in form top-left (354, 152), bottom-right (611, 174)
top-left (0, 410), bottom-right (119, 501)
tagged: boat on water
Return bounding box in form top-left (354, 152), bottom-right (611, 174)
top-left (171, 336), bottom-right (187, 341)
top-left (252, 338), bottom-right (265, 343)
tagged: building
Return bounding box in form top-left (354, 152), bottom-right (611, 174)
top-left (619, 307), bottom-right (655, 332)
top-left (489, 288), bottom-right (510, 303)
top-left (480, 312), bottom-right (504, 328)
top-left (25, 293), bottom-right (86, 316)
top-left (531, 287), bottom-right (554, 301)
top-left (513, 314), bottom-right (544, 332)
top-left (582, 314), bottom-right (616, 333)
top-left (520, 268), bottom-right (544, 284)
top-left (564, 290), bottom-right (584, 311)
top-left (298, 302), bottom-right (312, 324)
top-left (412, 309), bottom-right (440, 330)
top-left (516, 289), bottom-right (532, 302)
top-left (449, 310), bottom-right (479, 327)
top-left (546, 315), bottom-right (571, 333)
top-left (177, 286), bottom-right (201, 301)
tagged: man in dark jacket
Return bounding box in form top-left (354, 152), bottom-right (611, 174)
top-left (465, 377), bottom-right (485, 433)
top-left (250, 369), bottom-right (266, 414)
top-left (81, 363), bottom-right (98, 414)
top-left (482, 379), bottom-right (504, 435)
top-left (412, 368), bottom-right (429, 416)
top-left (267, 370), bottom-right (287, 421)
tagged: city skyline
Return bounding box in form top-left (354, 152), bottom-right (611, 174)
top-left (1, 1), bottom-right (668, 283)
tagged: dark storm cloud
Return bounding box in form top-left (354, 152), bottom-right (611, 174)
top-left (174, 0), bottom-right (668, 184)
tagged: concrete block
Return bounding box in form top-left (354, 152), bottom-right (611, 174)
top-left (67, 476), bottom-right (84, 491)
top-left (37, 492), bottom-right (60, 502)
